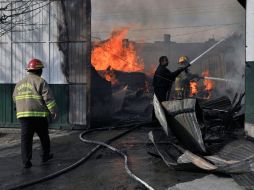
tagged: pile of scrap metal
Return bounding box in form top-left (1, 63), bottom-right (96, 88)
top-left (149, 93), bottom-right (254, 190)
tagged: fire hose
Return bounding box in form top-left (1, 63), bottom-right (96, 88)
top-left (6, 121), bottom-right (155, 190)
top-left (79, 126), bottom-right (155, 190)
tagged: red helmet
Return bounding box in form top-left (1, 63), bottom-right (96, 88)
top-left (26, 59), bottom-right (44, 71)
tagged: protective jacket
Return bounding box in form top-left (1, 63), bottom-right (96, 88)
top-left (13, 73), bottom-right (57, 118)
top-left (175, 69), bottom-right (200, 98)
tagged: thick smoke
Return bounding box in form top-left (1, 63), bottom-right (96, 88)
top-left (92, 0), bottom-right (245, 42)
top-left (215, 34), bottom-right (245, 101)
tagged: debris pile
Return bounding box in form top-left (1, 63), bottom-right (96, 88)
top-left (151, 93), bottom-right (253, 189)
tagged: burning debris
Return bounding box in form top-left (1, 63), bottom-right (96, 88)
top-left (147, 35), bottom-right (246, 188)
top-left (188, 70), bottom-right (214, 99)
top-left (190, 81), bottom-right (198, 97)
top-left (202, 71), bottom-right (214, 99)
top-left (90, 28), bottom-right (155, 121)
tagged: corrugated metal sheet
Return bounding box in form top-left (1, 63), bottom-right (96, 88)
top-left (153, 95), bottom-right (169, 135)
top-left (217, 140), bottom-right (254, 160)
top-left (161, 98), bottom-right (206, 153)
top-left (197, 96), bottom-right (232, 111)
top-left (232, 173), bottom-right (254, 190)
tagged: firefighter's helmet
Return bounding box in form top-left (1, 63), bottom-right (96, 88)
top-left (26, 59), bottom-right (44, 71)
top-left (178, 56), bottom-right (189, 64)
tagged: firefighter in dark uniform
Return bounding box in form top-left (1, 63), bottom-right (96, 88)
top-left (153, 56), bottom-right (190, 102)
top-left (175, 56), bottom-right (201, 99)
top-left (13, 59), bottom-right (58, 168)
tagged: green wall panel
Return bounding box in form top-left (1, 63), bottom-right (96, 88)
top-left (0, 84), bottom-right (69, 129)
top-left (246, 62), bottom-right (254, 124)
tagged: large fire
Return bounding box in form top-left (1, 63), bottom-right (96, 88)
top-left (91, 28), bottom-right (144, 84)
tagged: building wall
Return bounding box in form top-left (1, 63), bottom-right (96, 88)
top-left (0, 0), bottom-right (91, 128)
top-left (136, 35), bottom-right (219, 72)
top-left (246, 0), bottom-right (254, 125)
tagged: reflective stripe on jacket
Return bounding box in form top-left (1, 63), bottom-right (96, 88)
top-left (13, 73), bottom-right (57, 118)
top-left (175, 74), bottom-right (184, 91)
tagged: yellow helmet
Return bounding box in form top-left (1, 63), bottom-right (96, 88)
top-left (178, 56), bottom-right (189, 64)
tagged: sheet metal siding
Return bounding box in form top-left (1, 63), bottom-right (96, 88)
top-left (247, 0), bottom-right (254, 62)
top-left (0, 1), bottom-right (65, 84)
top-left (64, 0), bottom-right (91, 126)
top-left (0, 85), bottom-right (15, 125)
top-left (0, 0), bottom-right (91, 127)
top-left (50, 84), bottom-right (69, 127)
top-left (246, 62), bottom-right (254, 124)
top-left (69, 84), bottom-right (87, 125)
top-left (0, 84), bottom-right (69, 129)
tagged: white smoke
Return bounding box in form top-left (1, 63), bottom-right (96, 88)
top-left (215, 34), bottom-right (245, 100)
top-left (92, 0), bottom-right (245, 43)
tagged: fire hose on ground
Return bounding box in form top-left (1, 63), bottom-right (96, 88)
top-left (6, 121), bottom-right (155, 190)
top-left (79, 127), bottom-right (155, 190)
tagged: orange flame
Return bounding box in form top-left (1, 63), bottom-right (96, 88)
top-left (202, 71), bottom-right (214, 91)
top-left (91, 28), bottom-right (144, 84)
top-left (202, 70), bottom-right (214, 98)
top-left (105, 71), bottom-right (118, 85)
top-left (190, 81), bottom-right (198, 97)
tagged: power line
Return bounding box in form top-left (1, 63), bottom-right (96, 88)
top-left (121, 24), bottom-right (242, 43)
top-left (172, 25), bottom-right (242, 38)
top-left (92, 23), bottom-right (241, 34)
top-left (92, 6), bottom-right (239, 19)
top-left (92, 3), bottom-right (238, 17)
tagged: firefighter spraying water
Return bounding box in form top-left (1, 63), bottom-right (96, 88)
top-left (153, 36), bottom-right (231, 102)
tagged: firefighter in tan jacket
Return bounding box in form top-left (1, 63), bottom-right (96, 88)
top-left (13, 59), bottom-right (57, 168)
top-left (175, 56), bottom-right (201, 99)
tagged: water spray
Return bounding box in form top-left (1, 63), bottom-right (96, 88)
top-left (188, 37), bottom-right (232, 83)
top-left (203, 76), bottom-right (229, 82)
top-left (202, 76), bottom-right (239, 85)
top-left (190, 38), bottom-right (226, 65)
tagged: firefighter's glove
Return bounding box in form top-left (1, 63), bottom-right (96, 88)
top-left (185, 62), bottom-right (191, 68)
